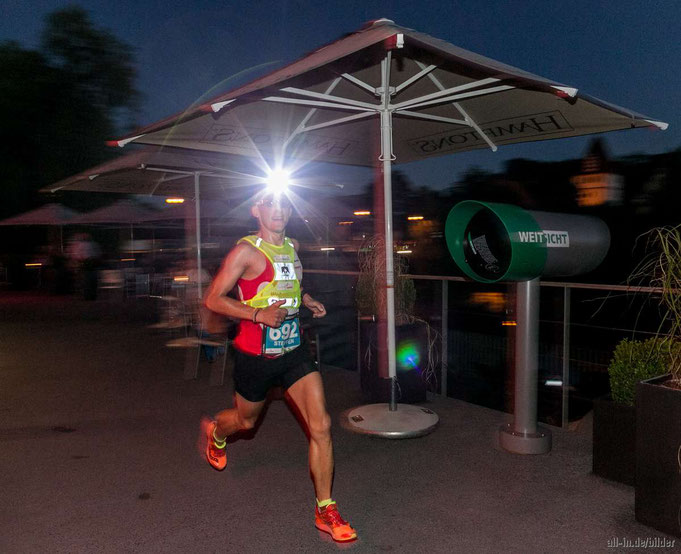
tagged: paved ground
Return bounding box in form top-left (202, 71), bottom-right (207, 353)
top-left (0, 292), bottom-right (677, 553)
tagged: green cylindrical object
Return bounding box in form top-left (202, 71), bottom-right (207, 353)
top-left (445, 200), bottom-right (610, 283)
top-left (445, 201), bottom-right (547, 282)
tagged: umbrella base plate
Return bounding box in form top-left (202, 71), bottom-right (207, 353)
top-left (341, 403), bottom-right (439, 439)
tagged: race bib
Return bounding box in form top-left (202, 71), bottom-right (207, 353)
top-left (273, 262), bottom-right (296, 281)
top-left (262, 315), bottom-right (301, 355)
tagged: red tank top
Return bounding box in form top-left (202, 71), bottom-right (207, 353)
top-left (233, 254), bottom-right (275, 356)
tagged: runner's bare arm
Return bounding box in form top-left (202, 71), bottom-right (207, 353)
top-left (203, 243), bottom-right (255, 320)
top-left (204, 243), bottom-right (287, 327)
top-left (303, 292), bottom-right (326, 318)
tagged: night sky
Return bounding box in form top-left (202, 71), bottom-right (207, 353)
top-left (4, 0), bottom-right (680, 192)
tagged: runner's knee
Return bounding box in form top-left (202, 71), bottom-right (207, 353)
top-left (308, 411), bottom-right (331, 441)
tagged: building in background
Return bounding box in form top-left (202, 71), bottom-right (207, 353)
top-left (571, 139), bottom-right (624, 207)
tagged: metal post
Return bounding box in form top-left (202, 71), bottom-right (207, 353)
top-left (194, 172), bottom-right (203, 299)
top-left (441, 279), bottom-right (448, 396)
top-left (129, 223), bottom-right (134, 265)
top-left (379, 53), bottom-right (397, 411)
top-left (561, 286), bottom-right (571, 428)
top-left (516, 278), bottom-right (539, 433)
top-left (499, 278), bottom-right (551, 454)
top-left (356, 310), bottom-right (361, 372)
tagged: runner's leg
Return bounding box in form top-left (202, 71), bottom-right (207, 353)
top-left (214, 392), bottom-right (266, 440)
top-left (286, 371), bottom-right (333, 500)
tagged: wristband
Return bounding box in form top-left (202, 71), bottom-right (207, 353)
top-left (252, 308), bottom-right (261, 323)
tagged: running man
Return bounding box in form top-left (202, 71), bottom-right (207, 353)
top-left (202, 191), bottom-right (357, 543)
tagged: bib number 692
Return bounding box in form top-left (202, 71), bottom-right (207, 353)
top-left (268, 320), bottom-right (299, 342)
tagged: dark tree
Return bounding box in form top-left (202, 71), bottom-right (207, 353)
top-left (0, 7), bottom-right (140, 219)
top-left (41, 6), bottom-right (139, 124)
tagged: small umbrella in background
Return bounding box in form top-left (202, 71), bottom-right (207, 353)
top-left (0, 203), bottom-right (80, 252)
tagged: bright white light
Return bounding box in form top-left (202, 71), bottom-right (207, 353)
top-left (265, 168), bottom-right (291, 194)
top-left (545, 379), bottom-right (563, 387)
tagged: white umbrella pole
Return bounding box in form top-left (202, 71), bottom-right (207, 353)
top-left (380, 54), bottom-right (398, 411)
top-left (327, 49), bottom-right (439, 438)
top-left (194, 172), bottom-right (203, 299)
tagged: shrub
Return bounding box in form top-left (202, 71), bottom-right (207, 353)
top-left (609, 337), bottom-right (679, 406)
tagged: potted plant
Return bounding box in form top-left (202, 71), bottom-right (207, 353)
top-left (355, 235), bottom-right (437, 403)
top-left (593, 338), bottom-right (672, 486)
top-left (629, 224), bottom-right (681, 537)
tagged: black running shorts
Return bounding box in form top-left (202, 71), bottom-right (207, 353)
top-left (233, 341), bottom-right (318, 402)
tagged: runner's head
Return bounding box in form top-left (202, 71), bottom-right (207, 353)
top-left (251, 190), bottom-right (293, 234)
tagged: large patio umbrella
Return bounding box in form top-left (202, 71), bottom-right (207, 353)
top-left (0, 203), bottom-right (80, 252)
top-left (44, 147), bottom-right (268, 296)
top-left (45, 147), bottom-right (348, 295)
top-left (45, 147), bottom-right (259, 200)
top-left (107, 18), bottom-right (667, 437)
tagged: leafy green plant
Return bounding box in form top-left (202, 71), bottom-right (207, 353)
top-left (629, 224), bottom-right (681, 384)
top-left (609, 338), bottom-right (679, 406)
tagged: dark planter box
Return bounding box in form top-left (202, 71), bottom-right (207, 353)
top-left (359, 320), bottom-right (428, 404)
top-left (593, 396), bottom-right (636, 486)
top-left (635, 374), bottom-right (681, 537)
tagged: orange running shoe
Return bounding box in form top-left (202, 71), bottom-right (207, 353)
top-left (315, 502), bottom-right (357, 542)
top-left (203, 419), bottom-right (226, 471)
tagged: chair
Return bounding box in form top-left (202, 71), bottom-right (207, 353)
top-left (174, 302), bottom-right (233, 386)
top-left (149, 294), bottom-right (190, 335)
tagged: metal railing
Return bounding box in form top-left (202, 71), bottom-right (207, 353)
top-left (305, 269), bottom-right (665, 429)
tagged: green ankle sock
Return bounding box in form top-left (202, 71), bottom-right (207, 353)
top-left (316, 498), bottom-right (335, 509)
top-left (212, 429), bottom-right (226, 447)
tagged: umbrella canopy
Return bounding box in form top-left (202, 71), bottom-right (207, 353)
top-left (111, 18), bottom-right (666, 165)
top-left (0, 203), bottom-right (79, 226)
top-left (44, 147), bottom-right (258, 200)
